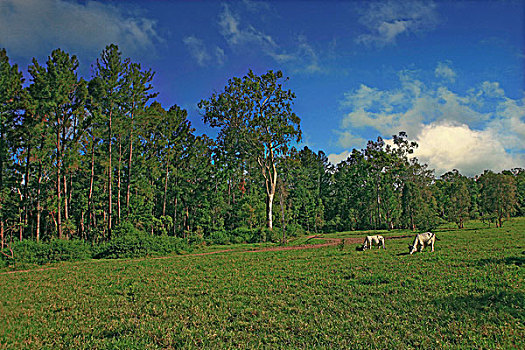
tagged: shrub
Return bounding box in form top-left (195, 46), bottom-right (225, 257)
top-left (47, 239), bottom-right (92, 263)
top-left (231, 235), bottom-right (246, 245)
top-left (207, 231), bottom-right (231, 245)
top-left (252, 227), bottom-right (280, 243)
top-left (94, 227), bottom-right (188, 259)
top-left (1, 239), bottom-right (91, 265)
top-left (8, 240), bottom-right (49, 265)
top-left (112, 221), bottom-right (142, 238)
top-left (285, 223), bottom-right (304, 237)
top-left (231, 227), bottom-right (254, 243)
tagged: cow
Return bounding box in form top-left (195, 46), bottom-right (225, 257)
top-left (409, 232), bottom-right (436, 255)
top-left (361, 235), bottom-right (386, 250)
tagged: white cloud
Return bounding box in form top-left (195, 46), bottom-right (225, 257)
top-left (219, 4), bottom-right (276, 49)
top-left (271, 35), bottom-right (322, 74)
top-left (480, 81), bottom-right (505, 98)
top-left (217, 4), bottom-right (322, 74)
top-left (357, 1), bottom-right (438, 47)
top-left (335, 130), bottom-right (366, 149)
top-left (413, 122), bottom-right (520, 177)
top-left (183, 36), bottom-right (226, 67)
top-left (435, 62), bottom-right (456, 82)
top-left (0, 0), bottom-right (163, 59)
top-left (328, 150), bottom-right (352, 166)
top-left (183, 36), bottom-right (211, 66)
top-left (489, 95), bottom-right (525, 150)
top-left (215, 47), bottom-right (226, 66)
top-left (339, 69), bottom-right (525, 176)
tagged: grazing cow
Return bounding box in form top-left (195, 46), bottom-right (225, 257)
top-left (362, 235), bottom-right (385, 250)
top-left (409, 232), bottom-right (436, 255)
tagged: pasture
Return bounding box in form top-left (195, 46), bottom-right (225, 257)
top-left (1, 219), bottom-right (524, 349)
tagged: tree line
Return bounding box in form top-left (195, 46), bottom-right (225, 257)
top-left (1, 45), bottom-right (523, 248)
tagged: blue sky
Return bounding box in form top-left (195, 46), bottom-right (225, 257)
top-left (1, 0), bottom-right (523, 176)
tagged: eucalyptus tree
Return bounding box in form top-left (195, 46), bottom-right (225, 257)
top-left (382, 132), bottom-right (419, 230)
top-left (512, 168), bottom-right (525, 216)
top-left (478, 171), bottom-right (517, 227)
top-left (199, 70), bottom-right (301, 230)
top-left (440, 169), bottom-right (471, 228)
top-left (290, 147), bottom-right (328, 232)
top-left (364, 137), bottom-right (390, 229)
top-left (0, 49), bottom-right (24, 245)
top-left (28, 49), bottom-right (88, 239)
top-left (330, 149), bottom-right (371, 231)
top-left (401, 161), bottom-right (439, 231)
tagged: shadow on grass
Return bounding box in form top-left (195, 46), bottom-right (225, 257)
top-left (396, 252), bottom-right (410, 256)
top-left (435, 290), bottom-right (524, 320)
top-left (477, 256), bottom-right (525, 267)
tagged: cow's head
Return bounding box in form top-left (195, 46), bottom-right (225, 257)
top-left (408, 245), bottom-right (417, 255)
top-left (361, 244), bottom-right (368, 250)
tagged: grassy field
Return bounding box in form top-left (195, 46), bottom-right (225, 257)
top-left (1, 219), bottom-right (523, 349)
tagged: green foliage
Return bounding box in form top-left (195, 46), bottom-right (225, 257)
top-left (478, 170), bottom-right (518, 227)
top-left (199, 69), bottom-right (301, 230)
top-left (1, 239), bottom-right (91, 265)
top-left (284, 223), bottom-right (305, 237)
top-left (1, 46), bottom-right (524, 251)
top-left (94, 226), bottom-right (187, 259)
top-left (206, 230), bottom-right (231, 245)
top-left (111, 221), bottom-right (142, 238)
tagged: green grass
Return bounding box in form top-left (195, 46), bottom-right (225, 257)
top-left (0, 219), bottom-right (523, 349)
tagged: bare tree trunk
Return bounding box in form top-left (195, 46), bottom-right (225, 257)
top-left (0, 220), bottom-right (3, 249)
top-left (266, 194), bottom-right (274, 230)
top-left (23, 142), bottom-right (31, 240)
top-left (173, 196), bottom-right (178, 236)
top-left (108, 110), bottom-right (113, 237)
top-left (126, 112), bottom-right (134, 214)
top-left (87, 137), bottom-right (95, 233)
top-left (56, 121), bottom-right (62, 239)
top-left (80, 211), bottom-right (85, 240)
top-left (185, 207), bottom-right (190, 233)
top-left (69, 173), bottom-right (73, 221)
top-left (18, 210), bottom-right (23, 241)
top-left (260, 147), bottom-right (278, 230)
top-left (279, 182), bottom-right (286, 244)
top-left (36, 161), bottom-right (42, 242)
top-left (162, 161), bottom-right (169, 217)
top-left (63, 174), bottom-right (69, 223)
top-left (117, 136), bottom-right (122, 223)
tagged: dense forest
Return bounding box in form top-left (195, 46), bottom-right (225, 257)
top-left (1, 45), bottom-right (524, 250)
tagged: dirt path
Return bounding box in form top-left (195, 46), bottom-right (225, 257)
top-left (1, 235), bottom-right (411, 275)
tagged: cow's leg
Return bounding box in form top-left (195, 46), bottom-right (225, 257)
top-left (431, 241), bottom-right (434, 252)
